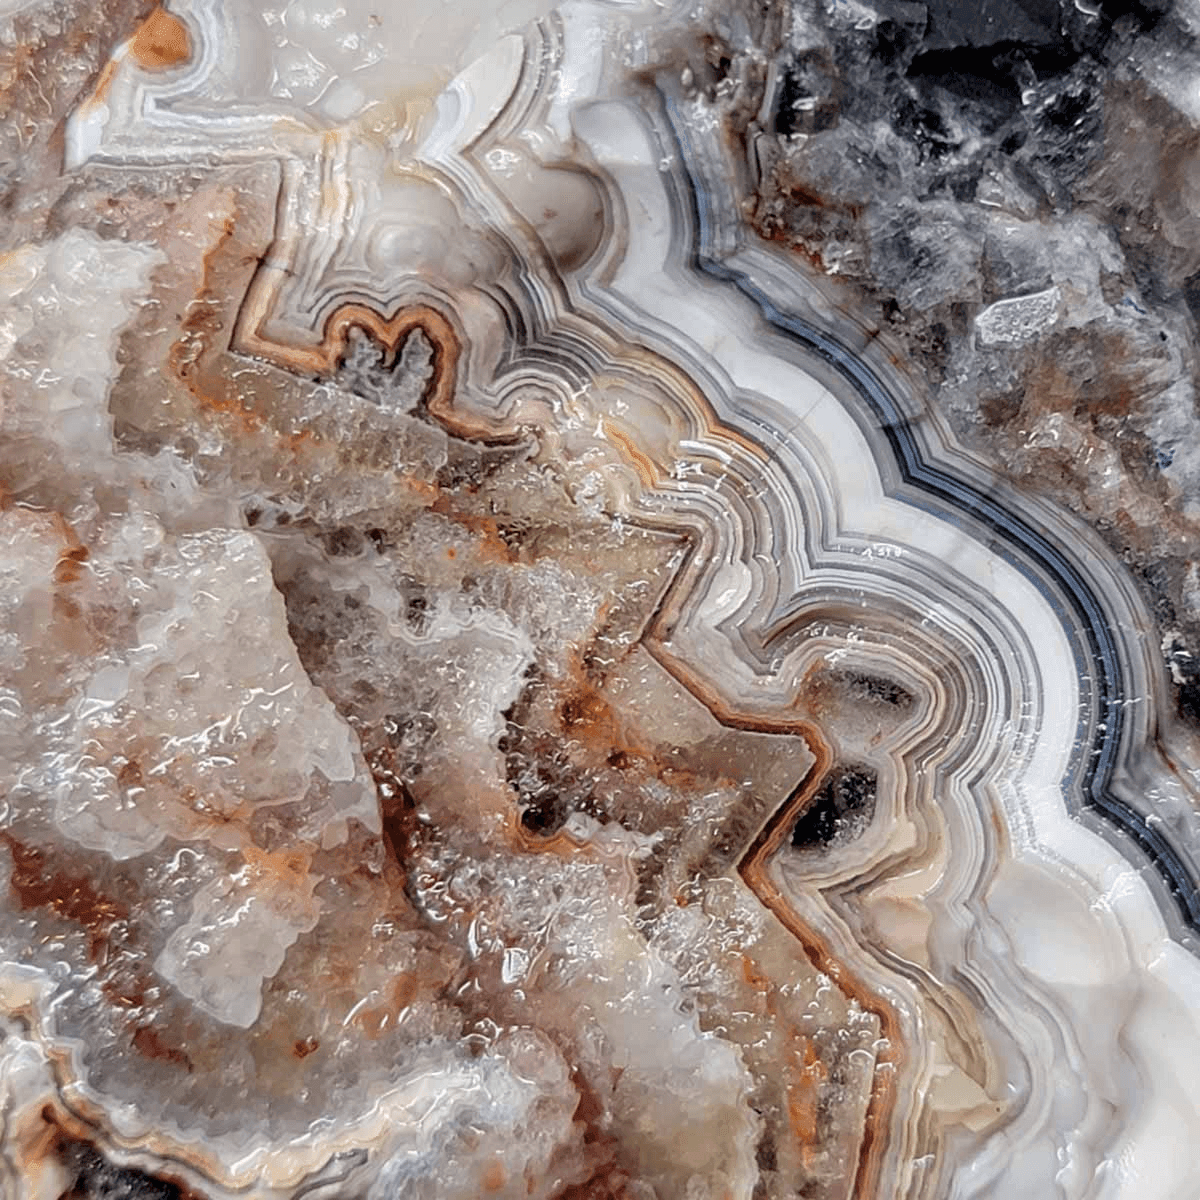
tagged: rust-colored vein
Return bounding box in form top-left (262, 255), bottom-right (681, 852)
top-left (738, 759), bottom-right (900, 1200)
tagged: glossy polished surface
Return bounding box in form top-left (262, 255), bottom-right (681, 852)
top-left (3, 1), bottom-right (1200, 1197)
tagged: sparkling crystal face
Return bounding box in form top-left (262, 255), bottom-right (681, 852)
top-left (4, 1), bottom-right (1200, 1198)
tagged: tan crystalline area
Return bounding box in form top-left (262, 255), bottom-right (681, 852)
top-left (0, 187), bottom-right (880, 1200)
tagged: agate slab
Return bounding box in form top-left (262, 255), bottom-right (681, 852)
top-left (3, 1), bottom-right (1200, 1198)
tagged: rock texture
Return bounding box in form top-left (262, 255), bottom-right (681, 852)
top-left (2, 1), bottom-right (1200, 1199)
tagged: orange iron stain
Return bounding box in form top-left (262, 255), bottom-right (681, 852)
top-left (131, 6), bottom-right (191, 69)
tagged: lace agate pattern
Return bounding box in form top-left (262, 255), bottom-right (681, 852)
top-left (1, 2), bottom-right (1200, 1199)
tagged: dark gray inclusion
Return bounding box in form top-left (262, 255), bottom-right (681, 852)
top-left (835, 671), bottom-right (914, 709)
top-left (57, 1140), bottom-right (184, 1200)
top-left (334, 328), bottom-right (433, 409)
top-left (791, 767), bottom-right (878, 849)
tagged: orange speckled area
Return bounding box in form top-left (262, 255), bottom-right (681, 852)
top-left (130, 6), bottom-right (191, 70)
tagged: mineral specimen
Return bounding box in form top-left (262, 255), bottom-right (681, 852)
top-left (3, 0), bottom-right (1200, 1198)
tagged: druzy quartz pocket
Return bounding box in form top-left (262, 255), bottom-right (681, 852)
top-left (3, 0), bottom-right (1200, 1197)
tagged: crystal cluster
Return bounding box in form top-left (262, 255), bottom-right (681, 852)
top-left (3, 1), bottom-right (1200, 1198)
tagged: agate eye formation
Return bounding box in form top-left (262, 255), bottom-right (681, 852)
top-left (4, 1), bottom-right (1200, 1198)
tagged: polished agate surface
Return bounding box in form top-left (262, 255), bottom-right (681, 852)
top-left (4, 0), bottom-right (1200, 1197)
